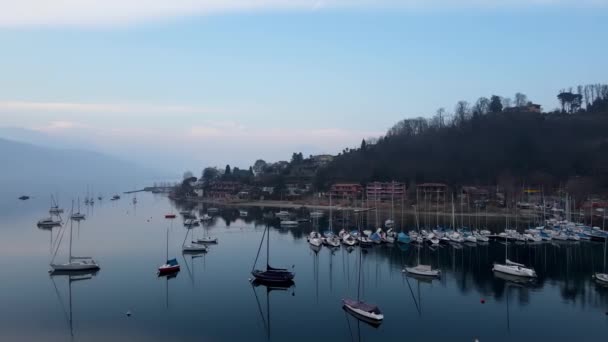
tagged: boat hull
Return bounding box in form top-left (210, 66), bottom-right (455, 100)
top-left (50, 261), bottom-right (100, 272)
top-left (342, 299), bottom-right (383, 326)
top-left (251, 269), bottom-right (295, 284)
top-left (493, 263), bottom-right (536, 278)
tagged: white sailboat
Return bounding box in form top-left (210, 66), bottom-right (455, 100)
top-left (182, 227), bottom-right (207, 253)
top-left (193, 219), bottom-right (218, 244)
top-left (50, 202), bottom-right (100, 272)
top-left (323, 194), bottom-right (341, 248)
top-left (71, 197), bottom-right (86, 220)
top-left (343, 241), bottom-right (383, 324)
top-left (404, 225), bottom-right (440, 277)
top-left (492, 230), bottom-right (537, 278)
top-left (49, 194), bottom-right (64, 214)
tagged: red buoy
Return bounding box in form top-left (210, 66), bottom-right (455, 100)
top-left (480, 299), bottom-right (486, 304)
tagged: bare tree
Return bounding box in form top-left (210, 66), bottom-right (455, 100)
top-left (435, 107), bottom-right (446, 128)
top-left (514, 92), bottom-right (528, 107)
top-left (502, 97), bottom-right (512, 109)
top-left (472, 97), bottom-right (490, 116)
top-left (454, 101), bottom-right (470, 125)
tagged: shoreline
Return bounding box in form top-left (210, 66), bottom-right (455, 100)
top-left (180, 197), bottom-right (538, 219)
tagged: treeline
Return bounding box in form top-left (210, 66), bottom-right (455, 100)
top-left (315, 85), bottom-right (608, 194)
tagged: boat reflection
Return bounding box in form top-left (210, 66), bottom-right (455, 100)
top-left (250, 279), bottom-right (295, 341)
top-left (50, 270), bottom-right (99, 339)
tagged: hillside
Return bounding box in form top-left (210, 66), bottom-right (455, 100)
top-left (315, 111), bottom-right (608, 192)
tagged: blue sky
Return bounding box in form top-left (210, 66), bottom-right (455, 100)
top-left (0, 1), bottom-right (607, 172)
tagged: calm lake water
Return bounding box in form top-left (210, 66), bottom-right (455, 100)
top-left (1, 185), bottom-right (607, 341)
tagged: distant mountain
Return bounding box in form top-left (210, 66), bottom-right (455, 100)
top-left (0, 137), bottom-right (163, 183)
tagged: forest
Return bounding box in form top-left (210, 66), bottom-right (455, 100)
top-left (314, 84), bottom-right (608, 193)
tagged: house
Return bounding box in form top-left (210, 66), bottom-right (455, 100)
top-left (366, 181), bottom-right (406, 202)
top-left (312, 154), bottom-right (334, 167)
top-left (330, 183), bottom-right (363, 198)
top-left (504, 103), bottom-right (542, 113)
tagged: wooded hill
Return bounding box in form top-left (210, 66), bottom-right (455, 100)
top-left (315, 86), bottom-right (608, 194)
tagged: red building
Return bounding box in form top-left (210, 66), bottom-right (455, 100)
top-left (366, 181), bottom-right (406, 202)
top-left (330, 183), bottom-right (363, 198)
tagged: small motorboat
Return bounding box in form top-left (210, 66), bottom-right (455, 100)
top-left (200, 214), bottom-right (212, 222)
top-left (165, 213), bottom-right (176, 219)
top-left (239, 210), bottom-right (248, 217)
top-left (193, 236), bottom-right (218, 244)
top-left (70, 212), bottom-right (86, 220)
top-left (111, 195), bottom-right (120, 201)
top-left (184, 219), bottom-right (199, 227)
top-left (342, 298), bottom-right (384, 325)
top-left (18, 195), bottom-right (30, 200)
top-left (182, 244), bottom-right (208, 253)
top-left (280, 220), bottom-right (299, 228)
top-left (37, 218), bottom-right (62, 228)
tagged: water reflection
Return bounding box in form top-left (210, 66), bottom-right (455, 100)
top-left (50, 270), bottom-right (99, 340)
top-left (250, 280), bottom-right (295, 341)
top-left (3, 190), bottom-right (608, 341)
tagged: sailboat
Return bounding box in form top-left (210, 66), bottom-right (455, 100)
top-left (71, 197), bottom-right (86, 220)
top-left (493, 229), bottom-right (537, 278)
top-left (342, 242), bottom-right (384, 324)
top-left (308, 211), bottom-right (323, 248)
top-left (158, 228), bottom-right (180, 275)
top-left (251, 225), bottom-right (295, 284)
top-left (404, 205), bottom-right (440, 277)
top-left (323, 193), bottom-right (341, 248)
top-left (182, 227), bottom-right (208, 253)
top-left (49, 194), bottom-right (64, 215)
top-left (193, 219), bottom-right (218, 244)
top-left (50, 202), bottom-right (100, 272)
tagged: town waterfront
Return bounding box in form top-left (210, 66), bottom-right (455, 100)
top-left (1, 185), bottom-right (607, 341)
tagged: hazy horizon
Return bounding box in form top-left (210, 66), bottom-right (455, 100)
top-left (1, 1), bottom-right (607, 172)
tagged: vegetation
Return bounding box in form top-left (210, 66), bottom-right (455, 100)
top-left (315, 85), bottom-right (608, 194)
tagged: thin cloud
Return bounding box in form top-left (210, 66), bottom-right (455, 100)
top-left (0, 100), bottom-right (225, 115)
top-left (0, 0), bottom-right (606, 28)
top-left (34, 120), bottom-right (90, 131)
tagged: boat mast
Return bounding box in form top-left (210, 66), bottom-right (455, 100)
top-left (267, 224), bottom-right (270, 269)
top-left (357, 244), bottom-right (362, 301)
top-left (329, 193), bottom-right (333, 232)
top-left (391, 181), bottom-right (395, 224)
top-left (166, 228), bottom-right (169, 261)
top-left (69, 201), bottom-right (74, 262)
top-left (451, 194), bottom-right (455, 230)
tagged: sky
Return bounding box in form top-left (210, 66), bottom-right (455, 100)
top-left (0, 0), bottom-right (607, 173)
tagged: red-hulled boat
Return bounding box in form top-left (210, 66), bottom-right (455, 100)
top-left (165, 214), bottom-right (176, 219)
